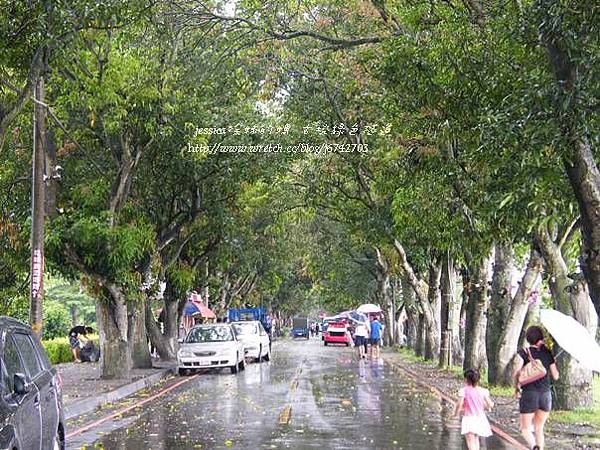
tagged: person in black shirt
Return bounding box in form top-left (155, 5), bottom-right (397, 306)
top-left (513, 326), bottom-right (560, 450)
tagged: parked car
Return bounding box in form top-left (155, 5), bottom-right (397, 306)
top-left (0, 316), bottom-right (65, 450)
top-left (231, 321), bottom-right (271, 362)
top-left (323, 321), bottom-right (352, 346)
top-left (177, 324), bottom-right (245, 375)
top-left (228, 307), bottom-right (272, 337)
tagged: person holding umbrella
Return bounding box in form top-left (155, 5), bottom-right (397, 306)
top-left (513, 326), bottom-right (559, 450)
top-left (354, 318), bottom-right (370, 359)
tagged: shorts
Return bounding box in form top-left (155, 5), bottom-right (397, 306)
top-left (355, 336), bottom-right (367, 347)
top-left (69, 336), bottom-right (79, 349)
top-left (519, 389), bottom-right (552, 413)
top-left (370, 338), bottom-right (381, 346)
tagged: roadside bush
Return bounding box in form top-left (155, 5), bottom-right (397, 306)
top-left (42, 337), bottom-right (73, 364)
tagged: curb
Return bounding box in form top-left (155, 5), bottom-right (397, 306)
top-left (381, 354), bottom-right (528, 450)
top-left (64, 366), bottom-right (177, 420)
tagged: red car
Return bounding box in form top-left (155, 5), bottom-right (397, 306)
top-left (323, 321), bottom-right (352, 346)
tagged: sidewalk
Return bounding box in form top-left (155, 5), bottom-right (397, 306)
top-left (57, 359), bottom-right (176, 419)
top-left (380, 348), bottom-right (598, 450)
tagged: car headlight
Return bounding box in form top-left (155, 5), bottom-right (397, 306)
top-left (178, 350), bottom-right (192, 358)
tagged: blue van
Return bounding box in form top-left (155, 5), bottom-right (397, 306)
top-left (291, 317), bottom-right (309, 339)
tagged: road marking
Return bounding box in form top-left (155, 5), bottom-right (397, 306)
top-left (277, 357), bottom-right (306, 426)
top-left (66, 374), bottom-right (199, 439)
top-left (279, 404), bottom-right (292, 424)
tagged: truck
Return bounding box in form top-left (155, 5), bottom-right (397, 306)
top-left (291, 316), bottom-right (309, 339)
top-left (228, 307), bottom-right (272, 335)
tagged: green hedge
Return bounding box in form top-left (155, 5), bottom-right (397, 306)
top-left (42, 335), bottom-right (99, 365)
top-left (42, 337), bottom-right (73, 364)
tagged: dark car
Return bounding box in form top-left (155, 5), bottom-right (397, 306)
top-left (0, 317), bottom-right (65, 449)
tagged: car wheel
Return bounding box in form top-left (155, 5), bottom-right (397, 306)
top-left (239, 358), bottom-right (245, 371)
top-left (178, 368), bottom-right (187, 376)
top-left (255, 345), bottom-right (262, 363)
top-left (264, 349), bottom-right (270, 361)
top-left (324, 341), bottom-right (328, 346)
top-left (229, 355), bottom-right (240, 373)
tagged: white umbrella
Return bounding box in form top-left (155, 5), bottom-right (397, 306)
top-left (539, 309), bottom-right (600, 372)
top-left (356, 303), bottom-right (382, 314)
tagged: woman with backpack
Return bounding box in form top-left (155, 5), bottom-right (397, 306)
top-left (513, 326), bottom-right (560, 450)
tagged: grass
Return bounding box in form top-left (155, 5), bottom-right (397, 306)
top-left (551, 375), bottom-right (600, 430)
top-left (394, 347), bottom-right (514, 395)
top-left (394, 346), bottom-right (428, 363)
top-left (394, 346), bottom-right (600, 432)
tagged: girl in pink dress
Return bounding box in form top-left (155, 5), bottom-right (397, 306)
top-left (454, 368), bottom-right (494, 450)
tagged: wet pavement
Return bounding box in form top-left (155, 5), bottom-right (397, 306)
top-left (67, 339), bottom-right (514, 449)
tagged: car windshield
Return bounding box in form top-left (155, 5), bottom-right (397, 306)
top-left (232, 322), bottom-right (258, 335)
top-left (186, 326), bottom-right (234, 343)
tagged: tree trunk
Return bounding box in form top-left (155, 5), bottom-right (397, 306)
top-left (564, 139), bottom-right (600, 317)
top-left (374, 247), bottom-right (393, 345)
top-left (402, 277), bottom-right (418, 350)
top-left (129, 301), bottom-right (152, 369)
top-left (439, 254), bottom-right (456, 367)
top-left (486, 244), bottom-right (515, 384)
top-left (96, 296), bottom-right (131, 380)
top-left (454, 279), bottom-right (466, 366)
top-left (553, 279), bottom-right (597, 409)
top-left (424, 262), bottom-right (442, 360)
top-left (536, 227), bottom-right (597, 409)
top-left (539, 9), bottom-right (600, 316)
top-left (415, 314), bottom-right (425, 357)
top-left (494, 247), bottom-right (543, 386)
top-left (393, 239), bottom-right (439, 360)
top-left (393, 279), bottom-right (403, 345)
top-left (145, 301), bottom-right (178, 361)
top-left (463, 256), bottom-right (491, 371)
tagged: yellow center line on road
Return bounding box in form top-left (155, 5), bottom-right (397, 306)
top-left (278, 404), bottom-right (293, 424)
top-left (277, 356), bottom-right (307, 426)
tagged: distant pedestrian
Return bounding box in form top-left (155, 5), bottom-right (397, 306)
top-left (369, 316), bottom-right (383, 359)
top-left (354, 321), bottom-right (370, 359)
top-left (454, 368), bottom-right (494, 450)
top-left (513, 325), bottom-right (559, 450)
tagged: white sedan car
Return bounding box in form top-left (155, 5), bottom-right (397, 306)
top-left (231, 321), bottom-right (271, 362)
top-left (178, 324), bottom-right (245, 375)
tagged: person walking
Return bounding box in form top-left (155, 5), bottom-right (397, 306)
top-left (354, 320), bottom-right (370, 359)
top-left (513, 326), bottom-right (559, 450)
top-left (369, 316), bottom-right (383, 359)
top-left (454, 368), bottom-right (494, 450)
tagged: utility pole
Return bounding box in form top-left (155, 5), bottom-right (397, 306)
top-left (30, 74), bottom-right (46, 337)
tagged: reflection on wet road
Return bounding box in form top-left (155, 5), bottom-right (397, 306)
top-left (67, 339), bottom-right (513, 449)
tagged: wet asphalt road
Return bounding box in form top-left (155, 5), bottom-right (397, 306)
top-left (67, 339), bottom-right (513, 449)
